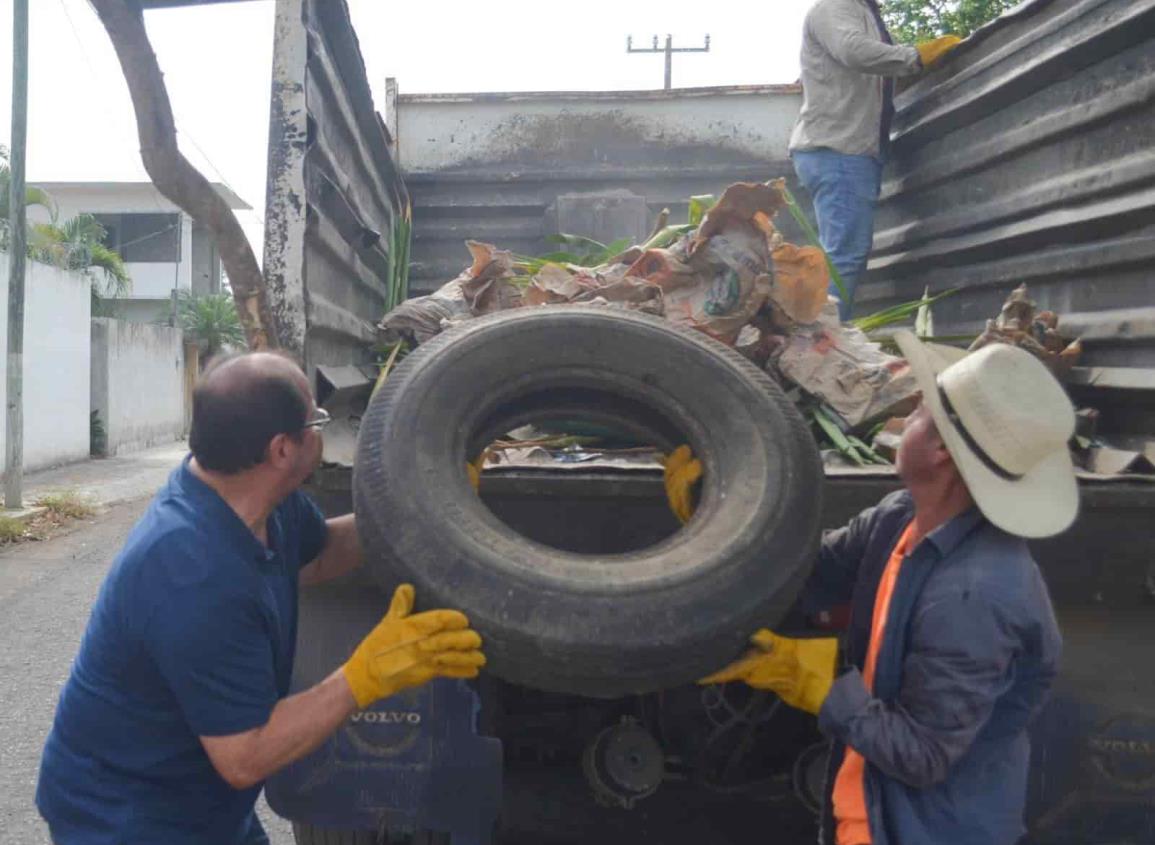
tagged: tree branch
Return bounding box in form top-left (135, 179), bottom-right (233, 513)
top-left (89, 0), bottom-right (276, 350)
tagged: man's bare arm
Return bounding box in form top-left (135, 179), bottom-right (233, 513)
top-left (200, 670), bottom-right (356, 790)
top-left (300, 514), bottom-right (363, 586)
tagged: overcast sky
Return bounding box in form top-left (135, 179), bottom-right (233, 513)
top-left (0, 0), bottom-right (811, 252)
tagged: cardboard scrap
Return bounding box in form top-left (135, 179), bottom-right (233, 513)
top-left (524, 263), bottom-right (587, 306)
top-left (459, 241), bottom-right (522, 315)
top-left (773, 302), bottom-right (919, 427)
top-left (770, 243), bottom-right (829, 324)
top-left (377, 276), bottom-right (470, 345)
top-left (692, 180), bottom-right (786, 246)
top-left (969, 284), bottom-right (1083, 376)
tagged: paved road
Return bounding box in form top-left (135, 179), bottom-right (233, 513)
top-left (0, 500), bottom-right (294, 845)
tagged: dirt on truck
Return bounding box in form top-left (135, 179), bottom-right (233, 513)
top-left (216, 0), bottom-right (1155, 843)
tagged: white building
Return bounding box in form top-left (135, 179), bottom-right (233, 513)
top-left (28, 181), bottom-right (250, 323)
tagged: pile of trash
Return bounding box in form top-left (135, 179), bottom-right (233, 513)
top-left (380, 180), bottom-right (919, 440)
top-left (376, 180), bottom-right (1138, 476)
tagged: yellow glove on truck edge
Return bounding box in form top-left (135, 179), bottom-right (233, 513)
top-left (916, 35), bottom-right (963, 69)
top-left (342, 584), bottom-right (487, 710)
top-left (663, 445), bottom-right (703, 524)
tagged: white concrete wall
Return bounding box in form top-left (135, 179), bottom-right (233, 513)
top-left (91, 319), bottom-right (186, 457)
top-left (0, 260), bottom-right (92, 472)
top-left (395, 85), bottom-right (804, 172)
top-left (101, 299), bottom-right (173, 325)
top-left (123, 260), bottom-right (184, 300)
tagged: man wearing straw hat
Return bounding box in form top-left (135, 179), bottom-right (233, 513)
top-left (703, 331), bottom-right (1069, 845)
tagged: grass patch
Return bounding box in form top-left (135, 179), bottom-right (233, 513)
top-left (34, 491), bottom-right (97, 521)
top-left (0, 515), bottom-right (27, 543)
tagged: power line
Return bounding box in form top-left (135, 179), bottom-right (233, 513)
top-left (102, 219), bottom-right (181, 253)
top-left (178, 130), bottom-right (264, 226)
top-left (55, 0), bottom-right (263, 224)
top-left (57, 0), bottom-right (99, 80)
top-left (54, 0), bottom-right (169, 215)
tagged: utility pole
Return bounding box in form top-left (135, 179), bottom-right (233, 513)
top-left (627, 34), bottom-right (710, 90)
top-left (5, 0), bottom-right (28, 509)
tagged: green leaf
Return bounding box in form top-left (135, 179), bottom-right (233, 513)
top-left (641, 223), bottom-right (695, 251)
top-left (532, 236), bottom-right (635, 269)
top-left (848, 435), bottom-right (888, 465)
top-left (23, 212), bottom-right (130, 297)
top-left (852, 289), bottom-right (956, 334)
top-left (387, 203), bottom-right (412, 312)
top-left (88, 244), bottom-right (131, 296)
top-left (536, 251), bottom-right (585, 265)
top-left (178, 292), bottom-right (246, 358)
top-left (603, 237), bottom-right (633, 260)
top-left (810, 405), bottom-right (893, 466)
top-left (914, 285), bottom-right (935, 338)
top-left (882, 0), bottom-right (1016, 43)
top-left (0, 150), bottom-right (57, 219)
top-left (688, 194), bottom-right (717, 226)
top-left (811, 406), bottom-right (863, 465)
top-left (546, 233), bottom-right (609, 253)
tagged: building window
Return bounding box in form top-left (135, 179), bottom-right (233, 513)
top-left (92, 213), bottom-right (181, 263)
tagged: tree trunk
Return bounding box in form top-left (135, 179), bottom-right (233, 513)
top-left (89, 0), bottom-right (276, 351)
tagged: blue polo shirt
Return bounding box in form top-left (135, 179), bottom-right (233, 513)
top-left (36, 458), bottom-right (328, 844)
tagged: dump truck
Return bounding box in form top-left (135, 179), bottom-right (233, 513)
top-left (144, 0), bottom-right (1155, 842)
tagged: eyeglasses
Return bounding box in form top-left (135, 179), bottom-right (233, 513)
top-left (303, 407), bottom-right (332, 431)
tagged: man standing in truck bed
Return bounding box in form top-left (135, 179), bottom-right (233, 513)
top-left (790, 0), bottom-right (962, 317)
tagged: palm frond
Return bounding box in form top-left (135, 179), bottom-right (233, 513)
top-left (88, 244), bottom-right (132, 297)
top-left (0, 152), bottom-right (58, 219)
top-left (852, 289), bottom-right (956, 334)
top-left (178, 292), bottom-right (245, 357)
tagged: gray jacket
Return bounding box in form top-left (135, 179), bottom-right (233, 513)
top-left (789, 0), bottom-right (922, 158)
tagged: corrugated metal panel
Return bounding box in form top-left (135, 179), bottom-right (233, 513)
top-left (263, 0), bottom-right (406, 370)
top-left (863, 0), bottom-right (1155, 367)
top-left (398, 87), bottom-right (809, 296)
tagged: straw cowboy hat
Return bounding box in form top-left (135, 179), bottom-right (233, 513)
top-left (894, 330), bottom-right (1078, 539)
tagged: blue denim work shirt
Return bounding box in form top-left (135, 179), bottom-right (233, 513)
top-left (806, 490), bottom-right (1062, 845)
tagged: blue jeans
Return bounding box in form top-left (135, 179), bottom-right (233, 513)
top-left (792, 149), bottom-right (883, 319)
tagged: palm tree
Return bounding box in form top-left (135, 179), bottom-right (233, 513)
top-left (27, 214), bottom-right (131, 297)
top-left (1, 147), bottom-right (131, 301)
top-left (0, 144), bottom-right (56, 222)
top-left (178, 292), bottom-right (245, 360)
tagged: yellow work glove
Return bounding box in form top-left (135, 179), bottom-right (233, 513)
top-left (466, 451), bottom-right (488, 492)
top-left (699, 629), bottom-right (838, 716)
top-left (342, 584), bottom-right (486, 710)
top-left (663, 445), bottom-right (703, 524)
top-left (916, 35), bottom-right (962, 68)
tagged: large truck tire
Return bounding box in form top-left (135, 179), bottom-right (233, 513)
top-left (354, 307), bottom-right (823, 697)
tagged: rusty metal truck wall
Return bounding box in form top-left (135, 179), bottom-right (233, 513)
top-left (264, 0), bottom-right (407, 370)
top-left (394, 86), bottom-right (805, 296)
top-left (863, 0), bottom-right (1155, 367)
